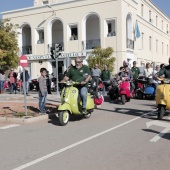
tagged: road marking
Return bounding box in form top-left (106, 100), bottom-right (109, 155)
top-left (146, 118), bottom-right (170, 142)
top-left (12, 111), bottom-right (153, 170)
top-left (0, 124), bottom-right (20, 130)
top-left (150, 128), bottom-right (170, 142)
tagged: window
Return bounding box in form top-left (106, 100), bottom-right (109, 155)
top-left (43, 0), bottom-right (48, 4)
top-left (69, 24), bottom-right (78, 40)
top-left (156, 39), bottom-right (158, 53)
top-left (162, 42), bottom-right (164, 55)
top-left (167, 24), bottom-right (169, 34)
top-left (141, 33), bottom-right (144, 49)
top-left (156, 16), bottom-right (158, 27)
top-left (162, 20), bottom-right (164, 31)
top-left (167, 45), bottom-right (169, 56)
top-left (36, 29), bottom-right (44, 44)
top-left (149, 10), bottom-right (152, 22)
top-left (141, 4), bottom-right (144, 17)
top-left (106, 19), bottom-right (116, 37)
top-left (149, 36), bottom-right (152, 51)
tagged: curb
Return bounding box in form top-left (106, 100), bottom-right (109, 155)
top-left (0, 115), bottom-right (49, 124)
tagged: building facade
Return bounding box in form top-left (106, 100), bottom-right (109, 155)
top-left (2, 0), bottom-right (170, 78)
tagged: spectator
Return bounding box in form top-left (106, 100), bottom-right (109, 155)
top-left (131, 61), bottom-right (140, 90)
top-left (0, 70), bottom-right (5, 94)
top-left (20, 69), bottom-right (30, 95)
top-left (144, 62), bottom-right (152, 78)
top-left (91, 64), bottom-right (101, 96)
top-left (101, 65), bottom-right (110, 95)
top-left (8, 68), bottom-right (18, 94)
top-left (46, 71), bottom-right (52, 94)
top-left (38, 68), bottom-right (47, 114)
top-left (152, 65), bottom-right (160, 90)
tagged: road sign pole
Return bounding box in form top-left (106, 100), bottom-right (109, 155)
top-left (56, 58), bottom-right (59, 95)
top-left (23, 69), bottom-right (27, 116)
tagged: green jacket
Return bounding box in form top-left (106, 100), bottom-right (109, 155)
top-left (101, 70), bottom-right (110, 81)
top-left (157, 65), bottom-right (170, 78)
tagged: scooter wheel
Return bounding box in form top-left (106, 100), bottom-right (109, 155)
top-left (59, 111), bottom-right (70, 126)
top-left (83, 113), bottom-right (91, 119)
top-left (158, 106), bottom-right (165, 120)
top-left (121, 95), bottom-right (126, 105)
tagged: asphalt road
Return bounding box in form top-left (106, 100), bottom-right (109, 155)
top-left (0, 96), bottom-right (170, 170)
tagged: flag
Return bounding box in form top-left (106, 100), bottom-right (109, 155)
top-left (135, 21), bottom-right (141, 38)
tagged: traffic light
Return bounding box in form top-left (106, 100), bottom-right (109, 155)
top-left (50, 47), bottom-right (55, 60)
top-left (55, 44), bottom-right (62, 58)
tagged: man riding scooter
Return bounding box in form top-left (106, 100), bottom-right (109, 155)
top-left (61, 57), bottom-right (91, 114)
top-left (155, 58), bottom-right (170, 119)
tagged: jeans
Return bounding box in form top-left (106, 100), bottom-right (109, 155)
top-left (39, 91), bottom-right (47, 112)
top-left (133, 79), bottom-right (138, 90)
top-left (10, 83), bottom-right (17, 94)
top-left (92, 77), bottom-right (99, 94)
top-left (78, 86), bottom-right (88, 109)
top-left (0, 80), bottom-right (4, 91)
top-left (152, 83), bottom-right (158, 94)
top-left (22, 81), bottom-right (29, 94)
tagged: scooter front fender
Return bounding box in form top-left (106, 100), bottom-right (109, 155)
top-left (57, 103), bottom-right (72, 114)
top-left (159, 100), bottom-right (167, 106)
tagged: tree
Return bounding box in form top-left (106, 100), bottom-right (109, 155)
top-left (0, 19), bottom-right (19, 71)
top-left (87, 47), bottom-right (116, 72)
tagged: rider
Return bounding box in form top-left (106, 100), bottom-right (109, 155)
top-left (61, 57), bottom-right (91, 114)
top-left (120, 61), bottom-right (134, 93)
top-left (157, 58), bottom-right (170, 78)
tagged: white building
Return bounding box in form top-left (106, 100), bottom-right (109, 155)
top-left (2, 0), bottom-right (170, 78)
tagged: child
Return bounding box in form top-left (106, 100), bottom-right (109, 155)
top-left (38, 68), bottom-right (47, 114)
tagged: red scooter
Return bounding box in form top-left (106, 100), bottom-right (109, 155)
top-left (119, 77), bottom-right (134, 104)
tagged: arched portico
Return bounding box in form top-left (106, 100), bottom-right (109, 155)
top-left (82, 13), bottom-right (101, 50)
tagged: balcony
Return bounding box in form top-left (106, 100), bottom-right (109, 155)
top-left (85, 39), bottom-right (101, 50)
top-left (22, 46), bottom-right (32, 55)
top-left (127, 39), bottom-right (134, 49)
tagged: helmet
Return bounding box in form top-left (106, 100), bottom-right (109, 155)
top-left (94, 95), bottom-right (104, 105)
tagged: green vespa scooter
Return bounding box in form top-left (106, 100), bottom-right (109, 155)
top-left (56, 75), bottom-right (94, 126)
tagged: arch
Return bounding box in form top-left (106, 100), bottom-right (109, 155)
top-left (47, 18), bottom-right (64, 49)
top-left (126, 13), bottom-right (134, 49)
top-left (82, 12), bottom-right (101, 50)
top-left (19, 23), bottom-right (32, 55)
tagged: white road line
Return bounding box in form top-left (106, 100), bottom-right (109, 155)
top-left (0, 124), bottom-right (20, 130)
top-left (12, 111), bottom-right (153, 170)
top-left (150, 128), bottom-right (170, 142)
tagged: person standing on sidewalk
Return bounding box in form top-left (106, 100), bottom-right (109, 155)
top-left (38, 68), bottom-right (47, 114)
top-left (20, 69), bottom-right (30, 95)
top-left (101, 65), bottom-right (110, 95)
top-left (131, 61), bottom-right (140, 90)
top-left (0, 70), bottom-right (5, 94)
top-left (8, 69), bottom-right (18, 94)
top-left (91, 64), bottom-right (101, 96)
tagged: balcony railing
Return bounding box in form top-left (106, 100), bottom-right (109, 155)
top-left (127, 39), bottom-right (134, 49)
top-left (84, 39), bottom-right (101, 50)
top-left (21, 46), bottom-right (32, 55)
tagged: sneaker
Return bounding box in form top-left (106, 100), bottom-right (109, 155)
top-left (82, 108), bottom-right (87, 114)
top-left (39, 110), bottom-right (46, 114)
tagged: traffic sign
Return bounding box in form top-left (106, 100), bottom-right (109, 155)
top-left (20, 55), bottom-right (28, 68)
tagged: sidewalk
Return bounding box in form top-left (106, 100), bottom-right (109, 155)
top-left (0, 92), bottom-right (61, 115)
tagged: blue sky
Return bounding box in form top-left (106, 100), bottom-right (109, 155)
top-left (0, 0), bottom-right (170, 18)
